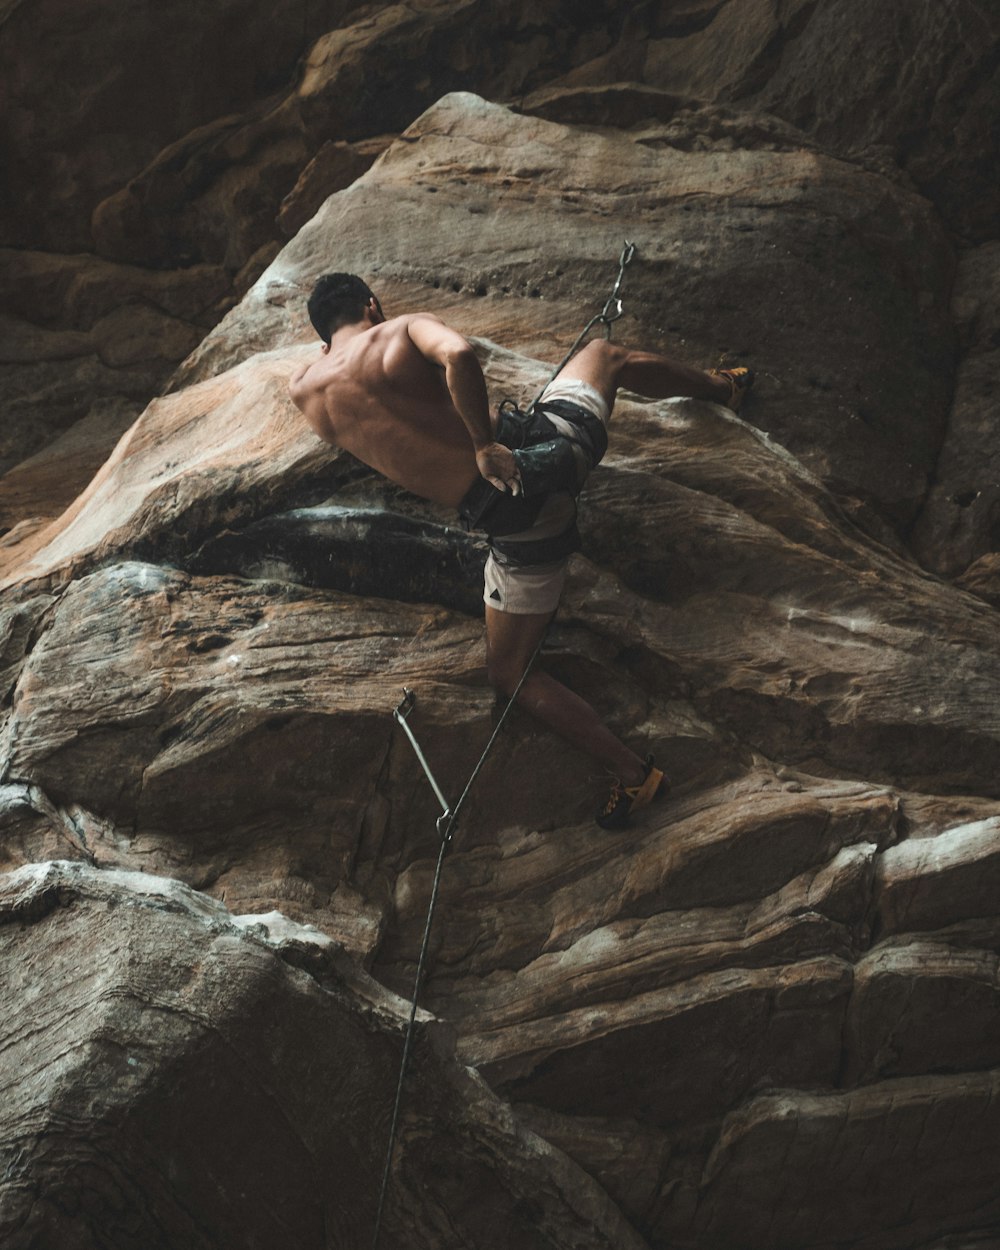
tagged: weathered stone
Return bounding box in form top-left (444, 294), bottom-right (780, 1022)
top-left (4, 280), bottom-right (1000, 1244)
top-left (691, 1074), bottom-right (1000, 1249)
top-left (179, 92), bottom-right (954, 533)
top-left (0, 247), bottom-right (231, 521)
top-left (191, 501), bottom-right (488, 616)
top-left (2, 23), bottom-right (1000, 1244)
top-left (956, 551), bottom-right (1000, 608)
top-left (0, 0), bottom-right (338, 253)
top-left (0, 399), bottom-right (140, 539)
top-left (845, 939), bottom-right (1000, 1083)
top-left (4, 0), bottom-right (996, 570)
top-left (278, 136), bottom-right (397, 240)
top-left (0, 349), bottom-right (334, 586)
top-left (911, 242), bottom-right (1000, 580)
top-left (876, 817), bottom-right (1000, 939)
top-left (555, 0), bottom-right (1000, 243)
top-left (0, 561), bottom-right (488, 953)
top-left (0, 860), bottom-right (646, 1250)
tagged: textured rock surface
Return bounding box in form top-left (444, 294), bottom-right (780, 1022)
top-left (3, 0), bottom-right (998, 566)
top-left (0, 861), bottom-right (643, 1250)
top-left (177, 93), bottom-right (954, 537)
top-left (2, 11), bottom-right (1000, 1250)
top-left (912, 242), bottom-right (1000, 578)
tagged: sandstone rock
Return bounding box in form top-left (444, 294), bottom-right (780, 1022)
top-left (0, 247), bottom-right (231, 531)
top-left (0, 860), bottom-right (646, 1250)
top-left (0, 349), bottom-right (333, 586)
top-left (555, 0), bottom-right (1000, 244)
top-left (911, 242), bottom-right (1000, 580)
top-left (956, 551), bottom-right (1000, 608)
top-left (4, 0), bottom-right (996, 577)
top-left (178, 92), bottom-right (955, 535)
top-left (3, 40), bottom-right (1000, 1248)
top-left (690, 1073), bottom-right (1000, 1249)
top-left (0, 399), bottom-right (141, 539)
top-left (3, 313), bottom-right (1000, 1244)
top-left (277, 135), bottom-right (397, 240)
top-left (0, 0), bottom-right (338, 253)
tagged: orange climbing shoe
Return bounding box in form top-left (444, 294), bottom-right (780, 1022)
top-left (709, 366), bottom-right (755, 414)
top-left (597, 755), bottom-right (669, 830)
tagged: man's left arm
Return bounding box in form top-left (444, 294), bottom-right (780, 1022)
top-left (406, 315), bottom-right (521, 494)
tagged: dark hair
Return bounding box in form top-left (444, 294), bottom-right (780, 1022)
top-left (307, 273), bottom-right (377, 344)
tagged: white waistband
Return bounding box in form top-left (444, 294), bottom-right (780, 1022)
top-left (538, 377), bottom-right (610, 425)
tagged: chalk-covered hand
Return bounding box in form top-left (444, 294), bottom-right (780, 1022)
top-left (476, 442), bottom-right (521, 495)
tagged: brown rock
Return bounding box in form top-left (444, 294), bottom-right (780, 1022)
top-left (0, 0), bottom-right (338, 252)
top-left (0, 248), bottom-right (231, 529)
top-left (177, 92), bottom-right (955, 533)
top-left (694, 1074), bottom-right (1000, 1249)
top-left (557, 0), bottom-right (1000, 243)
top-left (2, 48), bottom-right (1000, 1248)
top-left (277, 135), bottom-right (397, 240)
top-left (0, 860), bottom-right (647, 1250)
top-left (0, 399), bottom-right (140, 538)
top-left (4, 310), bottom-right (1000, 1244)
top-left (956, 552), bottom-right (1000, 608)
top-left (911, 242), bottom-right (1000, 579)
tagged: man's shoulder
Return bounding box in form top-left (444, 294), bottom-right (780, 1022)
top-left (385, 311), bottom-right (444, 332)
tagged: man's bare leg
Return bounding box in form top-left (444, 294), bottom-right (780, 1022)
top-left (478, 339), bottom-right (732, 788)
top-left (485, 605), bottom-right (646, 786)
top-left (551, 338), bottom-right (733, 410)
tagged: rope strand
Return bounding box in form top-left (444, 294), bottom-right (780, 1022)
top-left (372, 622), bottom-right (551, 1248)
top-left (372, 238), bottom-right (639, 1246)
top-left (528, 240), bottom-right (636, 412)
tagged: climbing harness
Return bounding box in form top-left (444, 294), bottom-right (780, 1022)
top-left (372, 240), bottom-right (639, 1247)
top-left (371, 624), bottom-right (550, 1249)
top-left (456, 240), bottom-right (636, 546)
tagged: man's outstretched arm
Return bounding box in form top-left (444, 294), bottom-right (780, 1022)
top-left (406, 315), bottom-right (520, 494)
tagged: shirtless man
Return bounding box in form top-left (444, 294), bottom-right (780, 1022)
top-left (289, 273), bottom-right (753, 827)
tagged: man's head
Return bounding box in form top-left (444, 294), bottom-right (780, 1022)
top-left (307, 273), bottom-right (383, 344)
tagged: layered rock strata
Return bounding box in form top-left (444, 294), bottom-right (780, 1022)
top-left (2, 49), bottom-right (1000, 1250)
top-left (0, 860), bottom-right (642, 1250)
top-left (4, 0), bottom-right (999, 583)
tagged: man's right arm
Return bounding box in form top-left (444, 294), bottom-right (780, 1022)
top-left (406, 315), bottom-right (521, 494)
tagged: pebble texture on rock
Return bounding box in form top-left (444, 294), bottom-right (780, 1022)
top-left (2, 8), bottom-right (1000, 1250)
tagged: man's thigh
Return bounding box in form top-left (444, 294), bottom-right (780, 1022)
top-left (545, 339), bottom-right (626, 412)
top-left (485, 603), bottom-right (553, 686)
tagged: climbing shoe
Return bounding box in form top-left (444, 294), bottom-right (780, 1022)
top-left (597, 755), bottom-right (669, 830)
top-left (709, 366), bottom-right (755, 414)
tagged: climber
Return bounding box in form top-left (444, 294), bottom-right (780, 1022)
top-left (289, 273), bottom-right (753, 827)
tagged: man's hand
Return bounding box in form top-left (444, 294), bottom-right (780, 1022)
top-left (476, 441), bottom-right (521, 495)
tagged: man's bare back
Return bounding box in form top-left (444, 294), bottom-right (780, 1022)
top-left (289, 309), bottom-right (519, 508)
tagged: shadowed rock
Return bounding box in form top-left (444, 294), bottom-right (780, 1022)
top-left (2, 55), bottom-right (1000, 1250)
top-left (0, 860), bottom-right (647, 1250)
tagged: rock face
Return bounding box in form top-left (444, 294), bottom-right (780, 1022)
top-left (0, 861), bottom-right (642, 1250)
top-left (2, 12), bottom-right (1000, 1250)
top-left (3, 0), bottom-right (999, 570)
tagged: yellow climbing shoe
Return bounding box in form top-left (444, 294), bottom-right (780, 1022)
top-left (709, 366), bottom-right (755, 414)
top-left (597, 756), bottom-right (669, 830)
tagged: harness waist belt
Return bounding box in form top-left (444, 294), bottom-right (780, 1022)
top-left (457, 399), bottom-right (607, 537)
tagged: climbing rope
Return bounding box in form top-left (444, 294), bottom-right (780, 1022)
top-left (527, 239), bottom-right (637, 412)
top-left (372, 239), bottom-right (640, 1245)
top-left (372, 622), bottom-right (551, 1249)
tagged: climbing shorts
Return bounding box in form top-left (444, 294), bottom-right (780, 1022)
top-left (481, 491), bottom-right (577, 614)
top-left (533, 377), bottom-right (609, 426)
top-left (483, 551), bottom-right (569, 615)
